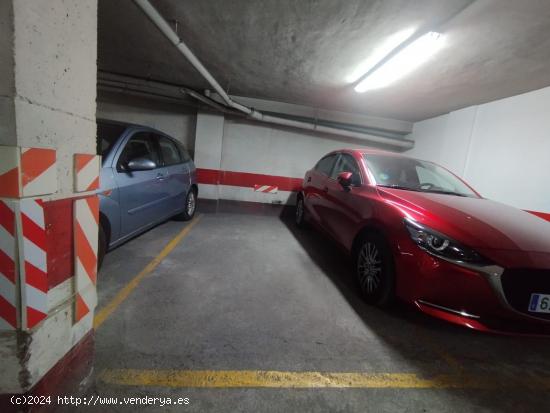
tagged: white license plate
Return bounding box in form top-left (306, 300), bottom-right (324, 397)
top-left (529, 293), bottom-right (550, 313)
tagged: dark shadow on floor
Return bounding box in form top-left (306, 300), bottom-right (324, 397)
top-left (272, 204), bottom-right (550, 411)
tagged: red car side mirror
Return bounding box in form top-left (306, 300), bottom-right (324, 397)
top-left (337, 171), bottom-right (353, 188)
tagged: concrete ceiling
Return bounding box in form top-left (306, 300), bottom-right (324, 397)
top-left (98, 0), bottom-right (550, 122)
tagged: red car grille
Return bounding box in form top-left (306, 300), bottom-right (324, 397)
top-left (501, 269), bottom-right (550, 321)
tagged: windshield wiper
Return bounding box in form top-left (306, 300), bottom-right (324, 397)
top-left (421, 189), bottom-right (468, 197)
top-left (377, 184), bottom-right (421, 192)
top-left (378, 185), bottom-right (468, 197)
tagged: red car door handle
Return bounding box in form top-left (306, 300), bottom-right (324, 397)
top-left (323, 187), bottom-right (329, 192)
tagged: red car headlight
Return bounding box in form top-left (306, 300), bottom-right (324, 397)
top-left (404, 218), bottom-right (489, 266)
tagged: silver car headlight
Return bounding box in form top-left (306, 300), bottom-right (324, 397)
top-left (404, 218), bottom-right (488, 265)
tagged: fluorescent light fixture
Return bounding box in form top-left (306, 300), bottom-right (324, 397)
top-left (354, 31), bottom-right (444, 93)
top-left (346, 28), bottom-right (415, 84)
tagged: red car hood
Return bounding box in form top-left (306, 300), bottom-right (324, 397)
top-left (378, 188), bottom-right (550, 253)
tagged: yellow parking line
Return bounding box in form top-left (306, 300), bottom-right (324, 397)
top-left (94, 215), bottom-right (203, 330)
top-left (99, 369), bottom-right (550, 389)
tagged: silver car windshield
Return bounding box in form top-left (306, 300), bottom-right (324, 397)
top-left (363, 154), bottom-right (478, 197)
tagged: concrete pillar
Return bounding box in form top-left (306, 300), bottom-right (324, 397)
top-left (0, 0), bottom-right (98, 398)
top-left (193, 111), bottom-right (225, 200)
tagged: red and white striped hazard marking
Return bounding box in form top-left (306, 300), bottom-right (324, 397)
top-left (74, 196), bottom-right (99, 323)
top-left (253, 185), bottom-right (278, 194)
top-left (0, 146), bottom-right (57, 198)
top-left (21, 147), bottom-right (57, 197)
top-left (19, 198), bottom-right (49, 329)
top-left (74, 154), bottom-right (100, 192)
top-left (0, 146), bottom-right (22, 198)
top-left (0, 200), bottom-right (18, 329)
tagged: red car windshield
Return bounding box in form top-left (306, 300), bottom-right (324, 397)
top-left (363, 154), bottom-right (478, 197)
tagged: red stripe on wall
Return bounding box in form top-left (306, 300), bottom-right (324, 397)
top-left (21, 214), bottom-right (47, 249)
top-left (0, 250), bottom-right (16, 284)
top-left (196, 168), bottom-right (550, 222)
top-left (21, 148), bottom-right (56, 186)
top-left (25, 261), bottom-right (48, 293)
top-left (0, 201), bottom-right (15, 236)
top-left (75, 154), bottom-right (95, 173)
top-left (527, 210), bottom-right (550, 222)
top-left (27, 306), bottom-right (47, 329)
top-left (0, 295), bottom-right (16, 328)
top-left (197, 168), bottom-right (302, 192)
top-left (44, 199), bottom-right (74, 289)
top-left (75, 222), bottom-right (97, 284)
top-left (0, 167), bottom-right (20, 198)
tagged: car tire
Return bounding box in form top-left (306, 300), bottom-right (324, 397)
top-left (175, 188), bottom-right (197, 221)
top-left (355, 232), bottom-right (395, 307)
top-left (295, 196), bottom-right (307, 228)
top-left (98, 223), bottom-right (106, 271)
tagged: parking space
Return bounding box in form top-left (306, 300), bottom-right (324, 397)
top-left (4, 2), bottom-right (550, 411)
top-left (87, 206), bottom-right (550, 411)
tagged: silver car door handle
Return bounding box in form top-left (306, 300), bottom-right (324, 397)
top-left (156, 173), bottom-right (165, 181)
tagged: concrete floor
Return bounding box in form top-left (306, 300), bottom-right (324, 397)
top-left (86, 203), bottom-right (550, 412)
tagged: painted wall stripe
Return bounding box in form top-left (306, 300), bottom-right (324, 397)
top-left (22, 238), bottom-right (47, 273)
top-left (43, 198), bottom-right (74, 289)
top-left (0, 199), bottom-right (17, 329)
top-left (21, 147), bottom-right (57, 197)
top-left (24, 261), bottom-right (48, 293)
top-left (0, 274), bottom-right (16, 306)
top-left (75, 223), bottom-right (97, 284)
top-left (197, 168), bottom-right (302, 192)
top-left (254, 185), bottom-right (278, 194)
top-left (19, 198), bottom-right (49, 329)
top-left (0, 227), bottom-right (16, 276)
top-left (0, 168), bottom-right (20, 198)
top-left (74, 154), bottom-right (100, 192)
top-left (197, 168), bottom-right (550, 220)
top-left (0, 146), bottom-right (21, 198)
top-left (0, 295), bottom-right (17, 329)
top-left (74, 196), bottom-right (99, 323)
top-left (21, 148), bottom-right (56, 187)
top-left (0, 250), bottom-right (15, 284)
top-left (75, 154), bottom-right (96, 172)
top-left (0, 200), bottom-right (16, 235)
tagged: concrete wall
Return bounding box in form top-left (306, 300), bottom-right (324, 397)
top-left (0, 0), bottom-right (98, 393)
top-left (407, 86), bottom-right (550, 214)
top-left (194, 112), bottom-right (405, 205)
top-left (0, 0), bottom-right (97, 198)
top-left (0, 1), bottom-right (15, 143)
top-left (97, 91), bottom-right (197, 155)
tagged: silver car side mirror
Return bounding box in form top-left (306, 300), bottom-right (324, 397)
top-left (127, 157), bottom-right (157, 171)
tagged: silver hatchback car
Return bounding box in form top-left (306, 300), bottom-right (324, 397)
top-left (97, 119), bottom-right (197, 268)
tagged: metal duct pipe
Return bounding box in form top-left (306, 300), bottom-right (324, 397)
top-left (133, 0), bottom-right (251, 115)
top-left (132, 0), bottom-right (413, 149)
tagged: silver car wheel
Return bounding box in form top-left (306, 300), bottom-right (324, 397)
top-left (358, 242), bottom-right (382, 294)
top-left (187, 191), bottom-right (196, 216)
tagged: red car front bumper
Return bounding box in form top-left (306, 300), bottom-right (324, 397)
top-left (395, 237), bottom-right (550, 336)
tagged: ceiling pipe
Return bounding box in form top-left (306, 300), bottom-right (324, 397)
top-left (132, 0), bottom-right (413, 149)
top-left (132, 0), bottom-right (251, 115)
top-left (99, 72), bottom-right (408, 140)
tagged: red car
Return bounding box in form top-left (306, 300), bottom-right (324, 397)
top-left (296, 149), bottom-right (550, 335)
